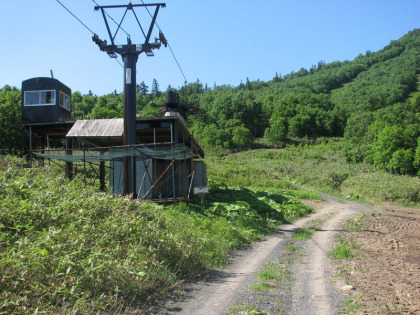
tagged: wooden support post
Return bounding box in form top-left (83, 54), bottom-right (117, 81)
top-left (100, 160), bottom-right (105, 191)
top-left (65, 134), bottom-right (73, 179)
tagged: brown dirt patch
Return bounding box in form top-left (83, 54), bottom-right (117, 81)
top-left (301, 199), bottom-right (330, 209)
top-left (341, 206), bottom-right (420, 314)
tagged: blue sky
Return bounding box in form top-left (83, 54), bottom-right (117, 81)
top-left (0, 0), bottom-right (419, 96)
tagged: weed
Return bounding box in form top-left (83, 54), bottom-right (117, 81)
top-left (330, 236), bottom-right (359, 260)
top-left (284, 244), bottom-right (300, 252)
top-left (343, 293), bottom-right (363, 313)
top-left (308, 218), bottom-right (324, 229)
top-left (251, 282), bottom-right (276, 292)
top-left (385, 302), bottom-right (405, 314)
top-left (251, 261), bottom-right (292, 292)
top-left (227, 302), bottom-right (270, 315)
top-left (344, 215), bottom-right (365, 232)
top-left (292, 228), bottom-right (316, 241)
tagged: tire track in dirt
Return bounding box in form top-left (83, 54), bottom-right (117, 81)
top-left (164, 229), bottom-right (289, 314)
top-left (286, 198), bottom-right (360, 314)
top-left (162, 195), bottom-right (368, 314)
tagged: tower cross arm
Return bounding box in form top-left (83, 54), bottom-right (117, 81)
top-left (94, 3), bottom-right (165, 10)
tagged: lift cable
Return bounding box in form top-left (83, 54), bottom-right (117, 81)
top-left (140, 0), bottom-right (188, 84)
top-left (56, 0), bottom-right (95, 34)
top-left (114, 58), bottom-right (124, 68)
top-left (91, 0), bottom-right (131, 39)
top-left (55, 0), bottom-right (123, 68)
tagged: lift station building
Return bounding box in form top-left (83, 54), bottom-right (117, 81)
top-left (21, 77), bottom-right (207, 201)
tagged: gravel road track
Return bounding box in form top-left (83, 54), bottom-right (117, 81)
top-left (160, 194), bottom-right (405, 315)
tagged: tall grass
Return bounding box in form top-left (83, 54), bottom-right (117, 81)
top-left (0, 155), bottom-right (312, 313)
top-left (209, 139), bottom-right (420, 207)
top-left (341, 171), bottom-right (420, 206)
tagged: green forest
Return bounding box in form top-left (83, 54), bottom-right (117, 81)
top-left (1, 29), bottom-right (419, 175)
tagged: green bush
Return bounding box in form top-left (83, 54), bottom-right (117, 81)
top-left (264, 118), bottom-right (288, 143)
top-left (389, 149), bottom-right (414, 174)
top-left (414, 138), bottom-right (420, 175)
top-left (373, 125), bottom-right (406, 170)
top-left (0, 86), bottom-right (28, 154)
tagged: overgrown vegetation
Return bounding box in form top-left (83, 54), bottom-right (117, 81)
top-left (330, 236), bottom-right (359, 260)
top-left (0, 156), bottom-right (312, 313)
top-left (208, 139), bottom-right (420, 207)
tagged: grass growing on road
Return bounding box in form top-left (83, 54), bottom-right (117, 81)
top-left (251, 243), bottom-right (303, 293)
top-left (308, 218), bottom-right (324, 229)
top-left (292, 227), bottom-right (316, 241)
top-left (227, 302), bottom-right (270, 315)
top-left (284, 244), bottom-right (300, 252)
top-left (251, 261), bottom-right (293, 292)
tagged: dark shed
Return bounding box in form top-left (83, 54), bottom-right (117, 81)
top-left (22, 77), bottom-right (72, 123)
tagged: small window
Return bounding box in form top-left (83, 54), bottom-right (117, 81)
top-left (24, 90), bottom-right (56, 106)
top-left (59, 91), bottom-right (71, 111)
top-left (41, 91), bottom-right (55, 104)
top-left (24, 91), bottom-right (40, 106)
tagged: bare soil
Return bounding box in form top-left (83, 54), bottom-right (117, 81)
top-left (159, 196), bottom-right (420, 315)
top-left (339, 203), bottom-right (420, 314)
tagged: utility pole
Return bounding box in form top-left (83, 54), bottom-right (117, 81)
top-left (92, 2), bottom-right (167, 197)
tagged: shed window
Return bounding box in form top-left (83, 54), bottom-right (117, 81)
top-left (59, 92), bottom-right (71, 111)
top-left (24, 90), bottom-right (56, 106)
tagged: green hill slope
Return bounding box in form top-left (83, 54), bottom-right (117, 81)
top-left (1, 30), bottom-right (419, 173)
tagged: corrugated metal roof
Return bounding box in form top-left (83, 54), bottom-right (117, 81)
top-left (66, 119), bottom-right (123, 138)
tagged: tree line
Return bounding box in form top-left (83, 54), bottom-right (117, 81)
top-left (0, 29), bottom-right (419, 175)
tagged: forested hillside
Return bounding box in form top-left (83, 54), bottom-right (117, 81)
top-left (0, 29), bottom-right (419, 174)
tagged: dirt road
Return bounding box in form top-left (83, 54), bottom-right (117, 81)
top-left (161, 195), bottom-right (419, 314)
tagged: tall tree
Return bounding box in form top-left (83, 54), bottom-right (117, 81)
top-left (136, 81), bottom-right (149, 96)
top-left (151, 78), bottom-right (160, 97)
